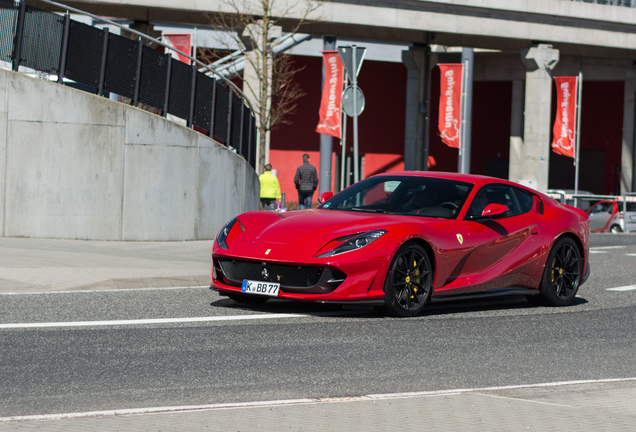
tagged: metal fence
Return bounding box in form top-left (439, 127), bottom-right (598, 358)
top-left (547, 191), bottom-right (636, 212)
top-left (0, 0), bottom-right (256, 168)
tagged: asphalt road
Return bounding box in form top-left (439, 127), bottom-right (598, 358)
top-left (1, 234), bottom-right (635, 418)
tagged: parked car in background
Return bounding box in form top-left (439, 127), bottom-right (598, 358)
top-left (547, 189), bottom-right (596, 212)
top-left (587, 200), bottom-right (636, 233)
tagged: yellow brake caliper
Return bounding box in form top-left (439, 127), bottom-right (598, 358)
top-left (411, 260), bottom-right (420, 299)
top-left (551, 258), bottom-right (555, 282)
top-left (551, 257), bottom-right (558, 283)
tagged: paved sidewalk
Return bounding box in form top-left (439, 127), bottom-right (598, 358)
top-left (1, 237), bottom-right (635, 431)
top-left (0, 237), bottom-right (211, 293)
top-left (2, 380), bottom-right (636, 431)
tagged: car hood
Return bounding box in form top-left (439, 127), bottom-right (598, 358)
top-left (226, 209), bottom-right (441, 261)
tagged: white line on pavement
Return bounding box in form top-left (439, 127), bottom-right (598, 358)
top-left (606, 285), bottom-right (636, 291)
top-left (0, 313), bottom-right (312, 329)
top-left (590, 246), bottom-right (626, 250)
top-left (589, 245), bottom-right (628, 254)
top-left (0, 286), bottom-right (209, 296)
top-left (2, 377), bottom-right (635, 423)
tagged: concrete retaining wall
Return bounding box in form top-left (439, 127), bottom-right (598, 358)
top-left (0, 68), bottom-right (259, 240)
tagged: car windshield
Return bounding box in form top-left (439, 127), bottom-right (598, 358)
top-left (319, 175), bottom-right (473, 219)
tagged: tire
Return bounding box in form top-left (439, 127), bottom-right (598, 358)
top-left (610, 224), bottom-right (623, 234)
top-left (227, 292), bottom-right (270, 304)
top-left (381, 242), bottom-right (433, 317)
top-left (534, 237), bottom-right (582, 307)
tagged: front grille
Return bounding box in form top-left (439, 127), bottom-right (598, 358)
top-left (217, 259), bottom-right (323, 287)
top-left (215, 258), bottom-right (346, 294)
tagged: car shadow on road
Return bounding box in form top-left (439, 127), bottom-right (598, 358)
top-left (210, 295), bottom-right (590, 318)
top-left (424, 295), bottom-right (589, 316)
top-left (211, 297), bottom-right (359, 315)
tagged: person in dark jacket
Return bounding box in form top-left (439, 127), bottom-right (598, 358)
top-left (293, 154), bottom-right (319, 210)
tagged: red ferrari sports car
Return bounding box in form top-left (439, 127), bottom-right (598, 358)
top-left (211, 172), bottom-right (590, 316)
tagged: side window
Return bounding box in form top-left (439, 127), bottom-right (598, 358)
top-left (467, 185), bottom-right (531, 218)
top-left (512, 187), bottom-right (534, 215)
top-left (589, 202), bottom-right (613, 214)
top-left (590, 203), bottom-right (609, 214)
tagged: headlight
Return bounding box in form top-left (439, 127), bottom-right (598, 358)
top-left (216, 217), bottom-right (239, 249)
top-left (316, 230), bottom-right (387, 258)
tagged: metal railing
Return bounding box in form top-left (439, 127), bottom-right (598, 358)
top-left (547, 191), bottom-right (636, 211)
top-left (0, 0), bottom-right (256, 168)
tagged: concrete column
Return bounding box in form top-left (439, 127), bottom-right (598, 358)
top-left (621, 66), bottom-right (636, 193)
top-left (509, 80), bottom-right (524, 180)
top-left (402, 44), bottom-right (429, 171)
top-left (511, 44), bottom-right (559, 192)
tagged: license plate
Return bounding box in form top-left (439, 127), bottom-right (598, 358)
top-left (241, 280), bottom-right (280, 297)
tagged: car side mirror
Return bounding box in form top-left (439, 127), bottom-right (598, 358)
top-left (319, 191), bottom-right (334, 204)
top-left (479, 203), bottom-right (510, 219)
top-left (469, 203), bottom-right (510, 220)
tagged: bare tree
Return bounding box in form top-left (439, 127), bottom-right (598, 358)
top-left (207, 0), bottom-right (319, 173)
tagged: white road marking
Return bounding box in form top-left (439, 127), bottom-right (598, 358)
top-left (0, 313), bottom-right (312, 329)
top-left (2, 377), bottom-right (635, 423)
top-left (589, 246), bottom-right (627, 254)
top-left (0, 286), bottom-right (208, 296)
top-left (606, 285), bottom-right (636, 292)
top-left (590, 246), bottom-right (625, 250)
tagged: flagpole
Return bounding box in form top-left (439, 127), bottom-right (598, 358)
top-left (574, 72), bottom-right (583, 196)
top-left (459, 48), bottom-right (473, 174)
top-left (351, 45), bottom-right (360, 184)
top-left (458, 62), bottom-right (466, 167)
top-left (341, 72), bottom-right (348, 192)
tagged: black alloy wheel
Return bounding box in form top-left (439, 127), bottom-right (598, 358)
top-left (532, 237), bottom-right (582, 307)
top-left (382, 242), bottom-right (433, 317)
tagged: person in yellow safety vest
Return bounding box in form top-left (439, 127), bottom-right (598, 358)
top-left (259, 164), bottom-right (282, 210)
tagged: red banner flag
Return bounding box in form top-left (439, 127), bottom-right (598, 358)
top-left (552, 76), bottom-right (578, 158)
top-left (438, 63), bottom-right (464, 149)
top-left (315, 51), bottom-right (344, 138)
top-left (164, 33), bottom-right (192, 64)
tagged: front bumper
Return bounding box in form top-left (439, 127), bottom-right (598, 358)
top-left (214, 257), bottom-right (346, 294)
top-left (211, 255), bottom-right (388, 303)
